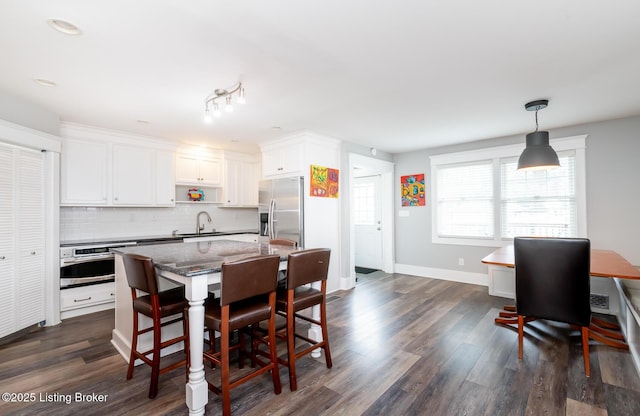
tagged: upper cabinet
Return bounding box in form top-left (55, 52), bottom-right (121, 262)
top-left (175, 153), bottom-right (222, 186)
top-left (61, 138), bottom-right (109, 205)
top-left (223, 152), bottom-right (260, 207)
top-left (261, 142), bottom-right (303, 178)
top-left (60, 123), bottom-right (176, 207)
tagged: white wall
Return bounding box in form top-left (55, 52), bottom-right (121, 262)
top-left (0, 90), bottom-right (59, 136)
top-left (393, 114), bottom-right (640, 274)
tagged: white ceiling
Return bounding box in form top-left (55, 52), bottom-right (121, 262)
top-left (2, 1), bottom-right (640, 154)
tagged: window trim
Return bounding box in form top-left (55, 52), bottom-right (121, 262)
top-left (430, 135), bottom-right (587, 247)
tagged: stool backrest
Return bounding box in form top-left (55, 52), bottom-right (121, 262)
top-left (286, 248), bottom-right (331, 289)
top-left (220, 254), bottom-right (281, 306)
top-left (269, 239), bottom-right (298, 248)
top-left (514, 237), bottom-right (591, 327)
top-left (123, 253), bottom-right (159, 295)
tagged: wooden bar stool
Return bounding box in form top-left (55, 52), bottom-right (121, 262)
top-left (275, 248), bottom-right (332, 391)
top-left (202, 254), bottom-right (282, 416)
top-left (122, 253), bottom-right (189, 399)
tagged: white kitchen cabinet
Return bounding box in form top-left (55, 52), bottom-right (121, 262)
top-left (60, 282), bottom-right (116, 319)
top-left (0, 144), bottom-right (45, 338)
top-left (261, 143), bottom-right (303, 178)
top-left (113, 144), bottom-right (154, 205)
top-left (61, 138), bottom-right (109, 205)
top-left (176, 154), bottom-right (223, 186)
top-left (155, 150), bottom-right (176, 206)
top-left (223, 153), bottom-right (259, 206)
top-left (112, 145), bottom-right (175, 206)
top-left (60, 124), bottom-right (176, 207)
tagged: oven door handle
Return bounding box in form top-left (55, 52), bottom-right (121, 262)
top-left (61, 255), bottom-right (114, 266)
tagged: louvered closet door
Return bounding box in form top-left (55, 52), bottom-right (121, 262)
top-left (0, 145), bottom-right (16, 338)
top-left (16, 149), bottom-right (45, 329)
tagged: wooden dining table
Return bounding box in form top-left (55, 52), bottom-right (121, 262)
top-left (481, 245), bottom-right (640, 349)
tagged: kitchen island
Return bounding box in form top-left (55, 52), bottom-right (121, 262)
top-left (110, 239), bottom-right (299, 416)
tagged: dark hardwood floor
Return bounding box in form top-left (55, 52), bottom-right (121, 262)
top-left (2, 272), bottom-right (639, 415)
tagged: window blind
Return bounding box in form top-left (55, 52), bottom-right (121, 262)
top-left (436, 161), bottom-right (493, 238)
top-left (500, 151), bottom-right (577, 238)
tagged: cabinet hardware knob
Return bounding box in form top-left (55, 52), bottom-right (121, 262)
top-left (74, 297), bottom-right (92, 302)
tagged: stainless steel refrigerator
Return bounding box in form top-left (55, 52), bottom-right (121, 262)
top-left (258, 176), bottom-right (304, 246)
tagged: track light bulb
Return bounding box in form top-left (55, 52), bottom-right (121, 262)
top-left (225, 95), bottom-right (233, 112)
top-left (204, 107), bottom-right (212, 123)
top-left (237, 87), bottom-right (246, 104)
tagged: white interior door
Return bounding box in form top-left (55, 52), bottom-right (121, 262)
top-left (354, 175), bottom-right (383, 270)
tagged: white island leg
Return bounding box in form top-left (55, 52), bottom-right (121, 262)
top-left (184, 276), bottom-right (209, 416)
top-left (308, 281), bottom-right (322, 358)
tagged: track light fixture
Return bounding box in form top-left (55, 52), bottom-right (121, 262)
top-left (517, 99), bottom-right (560, 171)
top-left (203, 82), bottom-right (245, 123)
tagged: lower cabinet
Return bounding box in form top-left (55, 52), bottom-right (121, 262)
top-left (60, 282), bottom-right (116, 319)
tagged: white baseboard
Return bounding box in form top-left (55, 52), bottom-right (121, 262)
top-left (394, 263), bottom-right (488, 287)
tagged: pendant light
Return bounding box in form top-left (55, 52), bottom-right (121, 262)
top-left (517, 99), bottom-right (560, 170)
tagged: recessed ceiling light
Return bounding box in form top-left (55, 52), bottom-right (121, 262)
top-left (33, 78), bottom-right (57, 87)
top-left (47, 18), bottom-right (81, 35)
top-left (136, 120), bottom-right (150, 124)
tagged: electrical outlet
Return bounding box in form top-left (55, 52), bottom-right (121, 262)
top-left (458, 258), bottom-right (464, 266)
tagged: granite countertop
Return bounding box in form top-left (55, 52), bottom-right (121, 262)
top-left (112, 239), bottom-right (298, 277)
top-left (60, 229), bottom-right (259, 247)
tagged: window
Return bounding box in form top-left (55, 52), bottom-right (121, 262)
top-left (501, 153), bottom-right (576, 238)
top-left (353, 181), bottom-right (375, 225)
top-left (437, 161), bottom-right (493, 238)
top-left (430, 135), bottom-right (586, 247)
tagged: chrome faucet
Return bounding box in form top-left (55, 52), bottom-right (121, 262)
top-left (196, 211), bottom-right (212, 235)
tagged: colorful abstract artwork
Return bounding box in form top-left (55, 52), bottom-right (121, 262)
top-left (401, 174), bottom-right (425, 206)
top-left (310, 165), bottom-right (339, 198)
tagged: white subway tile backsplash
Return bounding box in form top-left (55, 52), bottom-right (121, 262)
top-left (60, 205), bottom-right (258, 242)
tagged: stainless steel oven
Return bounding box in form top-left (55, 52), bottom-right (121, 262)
top-left (60, 241), bottom-right (137, 289)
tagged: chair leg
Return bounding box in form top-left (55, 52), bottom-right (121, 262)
top-left (221, 311), bottom-right (231, 416)
top-left (518, 315), bottom-right (524, 360)
top-left (582, 326), bottom-right (591, 377)
top-left (149, 316), bottom-right (162, 399)
top-left (320, 300), bottom-right (332, 369)
top-left (127, 312), bottom-right (138, 380)
top-left (287, 302), bottom-right (298, 391)
top-left (238, 330), bottom-right (245, 369)
top-left (268, 309), bottom-right (282, 394)
top-left (183, 310), bottom-right (190, 380)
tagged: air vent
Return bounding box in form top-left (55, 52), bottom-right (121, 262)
top-left (590, 294), bottom-right (609, 310)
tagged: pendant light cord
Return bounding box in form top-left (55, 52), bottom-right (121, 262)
top-left (534, 109), bottom-right (540, 132)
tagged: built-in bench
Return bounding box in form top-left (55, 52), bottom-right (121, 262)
top-left (615, 277), bottom-right (640, 378)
